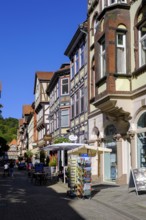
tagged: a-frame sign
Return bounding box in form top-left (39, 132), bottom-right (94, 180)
top-left (128, 168), bottom-right (146, 195)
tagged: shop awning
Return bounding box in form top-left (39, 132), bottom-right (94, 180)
top-left (67, 145), bottom-right (112, 156)
top-left (43, 142), bottom-right (84, 151)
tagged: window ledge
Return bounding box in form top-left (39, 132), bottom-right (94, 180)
top-left (132, 65), bottom-right (146, 77)
top-left (96, 75), bottom-right (107, 87)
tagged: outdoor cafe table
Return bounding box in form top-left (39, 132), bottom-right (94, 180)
top-left (31, 172), bottom-right (47, 185)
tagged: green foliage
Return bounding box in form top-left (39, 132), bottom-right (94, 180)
top-left (49, 155), bottom-right (57, 167)
top-left (0, 136), bottom-right (10, 156)
top-left (25, 150), bottom-right (33, 159)
top-left (54, 136), bottom-right (70, 144)
top-left (0, 117), bottom-right (18, 143)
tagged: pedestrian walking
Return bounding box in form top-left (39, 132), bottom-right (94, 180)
top-left (9, 160), bottom-right (15, 177)
top-left (3, 161), bottom-right (9, 176)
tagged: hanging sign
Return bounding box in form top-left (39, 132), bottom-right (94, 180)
top-left (69, 135), bottom-right (78, 141)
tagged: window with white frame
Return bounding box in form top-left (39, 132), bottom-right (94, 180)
top-left (80, 44), bottom-right (85, 68)
top-left (57, 82), bottom-right (59, 98)
top-left (61, 78), bottom-right (69, 95)
top-left (75, 91), bottom-right (79, 116)
top-left (61, 109), bottom-right (69, 127)
top-left (71, 58), bottom-right (75, 79)
top-left (91, 70), bottom-right (95, 98)
top-left (108, 0), bottom-right (127, 5)
top-left (75, 51), bottom-right (79, 74)
top-left (56, 111), bottom-right (59, 129)
top-left (71, 96), bottom-right (74, 119)
top-left (102, 0), bottom-right (107, 10)
top-left (100, 39), bottom-right (106, 78)
top-left (92, 12), bottom-right (99, 34)
top-left (116, 32), bottom-right (126, 74)
top-left (80, 87), bottom-right (84, 113)
top-left (139, 24), bottom-right (146, 67)
top-left (54, 113), bottom-right (57, 130)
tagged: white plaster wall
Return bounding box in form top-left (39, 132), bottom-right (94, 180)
top-left (116, 78), bottom-right (130, 91)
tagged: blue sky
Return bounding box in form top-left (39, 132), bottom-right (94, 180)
top-left (0, 0), bottom-right (87, 119)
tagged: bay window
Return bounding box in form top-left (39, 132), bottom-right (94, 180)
top-left (61, 109), bottom-right (69, 127)
top-left (116, 32), bottom-right (126, 74)
top-left (100, 39), bottom-right (106, 78)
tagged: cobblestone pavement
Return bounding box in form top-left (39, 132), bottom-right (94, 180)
top-left (1, 168), bottom-right (146, 220)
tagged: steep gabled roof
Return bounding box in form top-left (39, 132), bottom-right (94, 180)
top-left (22, 105), bottom-right (33, 116)
top-left (34, 71), bottom-right (54, 94)
top-left (9, 139), bottom-right (17, 146)
top-left (19, 118), bottom-right (23, 126)
top-left (36, 71), bottom-right (54, 80)
top-left (46, 64), bottom-right (70, 95)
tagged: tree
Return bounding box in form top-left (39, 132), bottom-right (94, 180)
top-left (0, 104), bottom-right (3, 119)
top-left (0, 117), bottom-right (18, 143)
top-left (0, 136), bottom-right (10, 157)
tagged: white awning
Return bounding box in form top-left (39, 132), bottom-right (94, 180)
top-left (68, 145), bottom-right (112, 156)
top-left (43, 142), bottom-right (84, 151)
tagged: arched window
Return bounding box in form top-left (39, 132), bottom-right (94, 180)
top-left (137, 112), bottom-right (146, 168)
top-left (116, 25), bottom-right (127, 74)
top-left (92, 12), bottom-right (98, 36)
top-left (137, 112), bottom-right (146, 128)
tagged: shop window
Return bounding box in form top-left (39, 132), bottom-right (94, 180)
top-left (137, 112), bottom-right (146, 168)
top-left (104, 124), bottom-right (117, 182)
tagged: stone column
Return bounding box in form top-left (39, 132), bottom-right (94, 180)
top-left (127, 131), bottom-right (136, 169)
top-left (113, 134), bottom-right (124, 184)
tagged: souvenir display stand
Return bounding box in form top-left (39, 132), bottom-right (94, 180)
top-left (68, 155), bottom-right (78, 190)
top-left (76, 155), bottom-right (91, 198)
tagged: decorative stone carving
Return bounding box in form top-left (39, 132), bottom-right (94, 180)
top-left (127, 130), bottom-right (135, 139)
